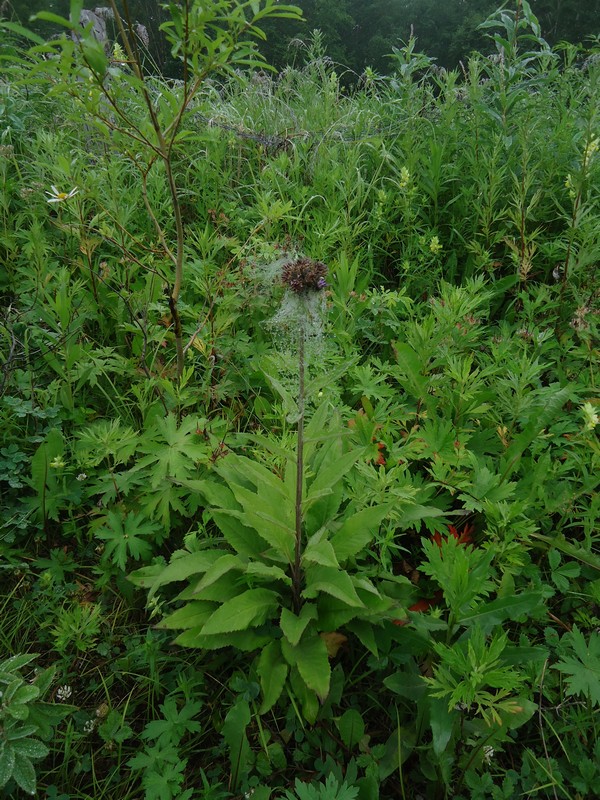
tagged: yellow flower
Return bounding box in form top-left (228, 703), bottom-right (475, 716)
top-left (429, 235), bottom-right (442, 255)
top-left (583, 136), bottom-right (599, 166)
top-left (112, 42), bottom-right (125, 61)
top-left (399, 166), bottom-right (410, 190)
top-left (565, 174), bottom-right (576, 200)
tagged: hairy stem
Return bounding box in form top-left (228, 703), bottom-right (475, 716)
top-left (292, 327), bottom-right (306, 614)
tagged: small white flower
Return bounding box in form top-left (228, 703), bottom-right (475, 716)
top-left (83, 719), bottom-right (96, 734)
top-left (45, 185), bottom-right (79, 204)
top-left (483, 745), bottom-right (495, 764)
top-left (56, 685), bottom-right (72, 701)
top-left (76, 472), bottom-right (87, 481)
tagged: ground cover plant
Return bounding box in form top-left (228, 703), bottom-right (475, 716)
top-left (0, 0), bottom-right (599, 798)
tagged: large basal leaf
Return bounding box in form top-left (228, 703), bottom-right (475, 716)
top-left (330, 505), bottom-right (391, 562)
top-left (281, 634), bottom-right (331, 701)
top-left (201, 588), bottom-right (280, 636)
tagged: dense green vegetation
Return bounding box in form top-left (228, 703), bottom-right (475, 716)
top-left (0, 1), bottom-right (599, 798)
top-left (5, 0), bottom-right (600, 74)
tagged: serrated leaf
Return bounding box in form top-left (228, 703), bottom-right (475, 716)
top-left (174, 628), bottom-right (271, 651)
top-left (133, 550), bottom-right (225, 597)
top-left (201, 589), bottom-right (280, 636)
top-left (280, 604), bottom-right (317, 646)
top-left (345, 619), bottom-right (379, 657)
top-left (302, 537), bottom-right (339, 568)
top-left (246, 561), bottom-right (291, 585)
top-left (155, 601), bottom-right (216, 631)
top-left (330, 505), bottom-right (390, 562)
top-left (553, 627), bottom-right (600, 707)
top-left (303, 566), bottom-right (364, 607)
top-left (195, 554), bottom-right (246, 592)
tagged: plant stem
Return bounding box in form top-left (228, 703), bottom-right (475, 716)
top-left (292, 325), bottom-right (306, 614)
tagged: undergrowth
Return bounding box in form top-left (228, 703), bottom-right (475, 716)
top-left (0, 1), bottom-right (598, 798)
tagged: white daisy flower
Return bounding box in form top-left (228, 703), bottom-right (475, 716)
top-left (46, 185), bottom-right (79, 203)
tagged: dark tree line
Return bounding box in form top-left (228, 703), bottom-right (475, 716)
top-left (4, 0), bottom-right (600, 75)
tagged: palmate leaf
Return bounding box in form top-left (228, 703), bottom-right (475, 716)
top-left (130, 414), bottom-right (211, 486)
top-left (96, 511), bottom-right (160, 571)
top-left (553, 627), bottom-right (600, 707)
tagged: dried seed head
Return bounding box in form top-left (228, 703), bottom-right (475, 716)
top-left (281, 257), bottom-right (327, 294)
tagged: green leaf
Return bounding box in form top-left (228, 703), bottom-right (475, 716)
top-left (303, 566), bottom-right (364, 607)
top-left (428, 696), bottom-right (456, 755)
top-left (12, 739), bottom-right (49, 760)
top-left (174, 628), bottom-right (271, 651)
top-left (501, 386), bottom-right (570, 479)
top-left (302, 536), bottom-right (339, 568)
top-left (201, 589), bottom-right (280, 635)
top-left (12, 685), bottom-right (40, 705)
top-left (0, 655), bottom-right (38, 674)
top-left (460, 591), bottom-right (546, 633)
top-left (246, 561), bottom-right (291, 585)
top-left (195, 554), bottom-right (246, 592)
top-left (155, 601), bottom-right (215, 631)
top-left (281, 635), bottom-right (331, 701)
top-left (345, 619), bottom-right (379, 657)
top-left (12, 751), bottom-right (36, 796)
top-left (222, 700), bottom-right (251, 790)
top-left (0, 22), bottom-right (45, 44)
top-left (280, 604), bottom-right (317, 647)
top-left (330, 505), bottom-right (391, 562)
top-left (0, 745), bottom-right (15, 791)
top-left (337, 708), bottom-right (365, 750)
top-left (257, 641), bottom-right (288, 714)
top-left (130, 550), bottom-right (224, 596)
top-left (553, 627), bottom-right (600, 707)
